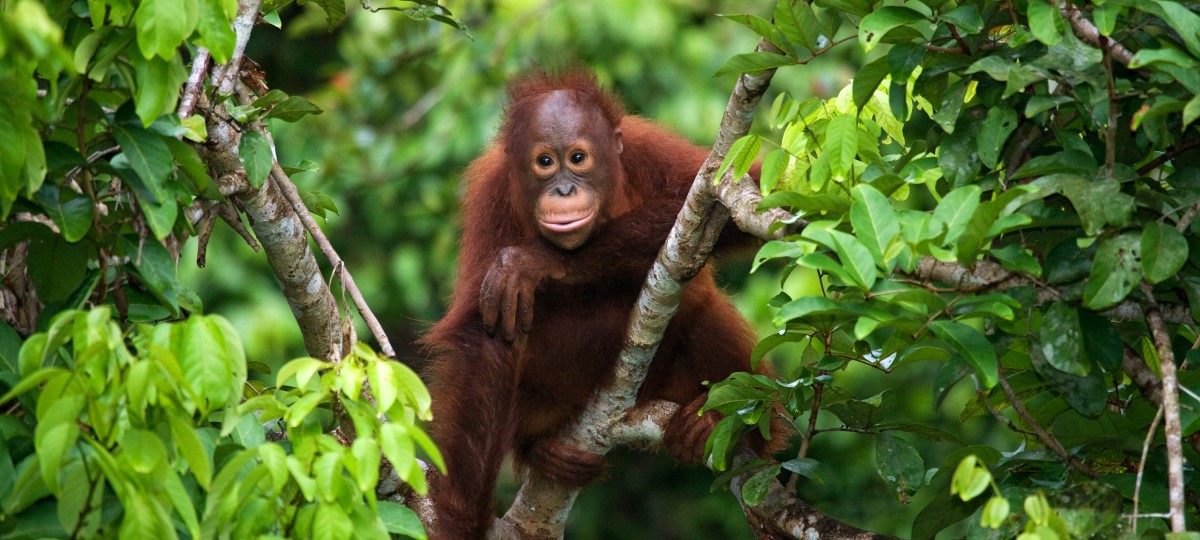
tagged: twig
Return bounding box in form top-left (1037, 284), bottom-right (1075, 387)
top-left (1101, 36), bottom-right (1117, 180)
top-left (1176, 200), bottom-right (1200, 233)
top-left (1139, 137), bottom-right (1200, 177)
top-left (1132, 406), bottom-right (1165, 535)
top-left (268, 163), bottom-right (396, 358)
top-left (996, 365), bottom-right (1099, 477)
top-left (178, 48), bottom-right (211, 119)
top-left (788, 369), bottom-right (826, 492)
top-left (1141, 283), bottom-right (1186, 532)
top-left (211, 0), bottom-right (262, 95)
top-left (1123, 345), bottom-right (1164, 405)
top-left (947, 23), bottom-right (971, 55)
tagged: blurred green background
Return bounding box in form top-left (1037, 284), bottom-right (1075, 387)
top-left (178, 1), bottom-right (1009, 536)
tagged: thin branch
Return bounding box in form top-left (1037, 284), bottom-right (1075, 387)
top-left (268, 163), bottom-right (396, 358)
top-left (1059, 2), bottom-right (1134, 66)
top-left (1141, 283), bottom-right (1186, 532)
top-left (1139, 137), bottom-right (1200, 177)
top-left (1132, 406), bottom-right (1164, 535)
top-left (178, 48), bottom-right (211, 119)
top-left (911, 257), bottom-right (1194, 324)
top-left (996, 365), bottom-right (1099, 478)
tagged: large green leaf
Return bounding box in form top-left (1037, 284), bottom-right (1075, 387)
top-left (875, 432), bottom-right (924, 503)
top-left (859, 6), bottom-right (927, 53)
top-left (1039, 301), bottom-right (1087, 376)
top-left (932, 185), bottom-right (980, 245)
top-left (929, 321), bottom-right (997, 388)
top-left (195, 0), bottom-right (235, 63)
top-left (976, 107), bottom-right (1018, 168)
top-left (1083, 233), bottom-right (1142, 310)
top-left (34, 185), bottom-right (93, 243)
top-left (1141, 221), bottom-right (1188, 284)
top-left (113, 125), bottom-right (172, 202)
top-left (1027, 0), bottom-right (1064, 45)
top-left (850, 184), bottom-right (898, 269)
top-left (714, 51), bottom-right (794, 77)
top-left (133, 0), bottom-right (195, 60)
top-left (238, 130), bottom-right (274, 189)
top-left (824, 115), bottom-right (858, 178)
top-left (806, 229), bottom-right (877, 289)
top-left (131, 54), bottom-right (188, 126)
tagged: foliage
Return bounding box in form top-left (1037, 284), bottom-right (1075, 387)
top-left (0, 308), bottom-right (435, 539)
top-left (706, 0), bottom-right (1200, 535)
top-left (0, 0), bottom-right (449, 537)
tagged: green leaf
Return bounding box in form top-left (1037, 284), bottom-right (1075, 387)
top-left (134, 0), bottom-right (194, 60)
top-left (824, 115), bottom-right (858, 179)
top-left (774, 0), bottom-right (821, 53)
top-left (313, 503), bottom-right (353, 540)
top-left (168, 411), bottom-right (213, 489)
top-left (1184, 94), bottom-right (1200, 130)
top-left (714, 51), bottom-right (794, 77)
top-left (759, 148), bottom-right (789, 194)
top-left (35, 185), bottom-right (93, 243)
top-left (806, 229), bottom-right (877, 290)
top-left (938, 121), bottom-right (981, 187)
top-left (1083, 233), bottom-right (1141, 310)
top-left (1036, 175), bottom-right (1133, 236)
top-left (717, 134), bottom-right (760, 184)
top-left (741, 464), bottom-right (781, 507)
top-left (1142, 222), bottom-right (1188, 284)
top-left (28, 235), bottom-right (90, 303)
top-left (1079, 311), bottom-right (1122, 371)
top-left (932, 185), bottom-right (981, 245)
top-left (989, 244), bottom-right (1042, 277)
top-left (875, 432), bottom-right (924, 503)
top-left (177, 316), bottom-right (235, 412)
top-left (1093, 2), bottom-right (1119, 35)
top-left (113, 125), bottom-right (172, 202)
top-left (976, 107), bottom-right (1018, 169)
top-left (850, 184), bottom-right (898, 269)
top-left (781, 458), bottom-right (828, 485)
top-left (950, 455), bottom-right (991, 501)
top-left (380, 422), bottom-right (416, 485)
top-left (932, 79), bottom-right (969, 134)
top-left (859, 6), bottom-right (927, 53)
top-left (377, 501), bottom-right (426, 538)
top-left (853, 56), bottom-right (889, 111)
top-left (1153, 1), bottom-right (1200, 59)
top-left (0, 106), bottom-right (31, 204)
top-left (137, 186), bottom-right (178, 240)
top-left (238, 130), bottom-right (274, 189)
top-left (941, 5), bottom-right (983, 34)
top-left (193, 0), bottom-right (234, 63)
top-left (263, 96), bottom-right (323, 123)
top-left (981, 496), bottom-right (1011, 529)
top-left (35, 397), bottom-right (83, 493)
top-left (165, 137), bottom-right (217, 198)
top-left (312, 0), bottom-right (346, 26)
top-left (1030, 342), bottom-right (1107, 417)
top-left (721, 14), bottom-right (796, 57)
top-left (1027, 0), bottom-right (1063, 46)
top-left (1039, 301), bottom-right (1087, 376)
top-left (758, 191), bottom-right (850, 216)
top-left (929, 321), bottom-right (997, 388)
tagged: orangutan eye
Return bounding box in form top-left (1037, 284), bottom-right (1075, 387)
top-left (570, 151), bottom-right (586, 164)
top-left (537, 154), bottom-right (554, 168)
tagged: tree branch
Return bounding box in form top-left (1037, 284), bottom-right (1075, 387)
top-left (267, 163), bottom-right (396, 357)
top-left (190, 0), bottom-right (343, 361)
top-left (910, 258), bottom-right (1194, 324)
top-left (1059, 2), bottom-right (1134, 66)
top-left (1141, 284), bottom-right (1186, 531)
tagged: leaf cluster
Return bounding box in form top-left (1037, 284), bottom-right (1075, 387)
top-left (710, 0), bottom-right (1200, 534)
top-left (0, 307), bottom-right (436, 539)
